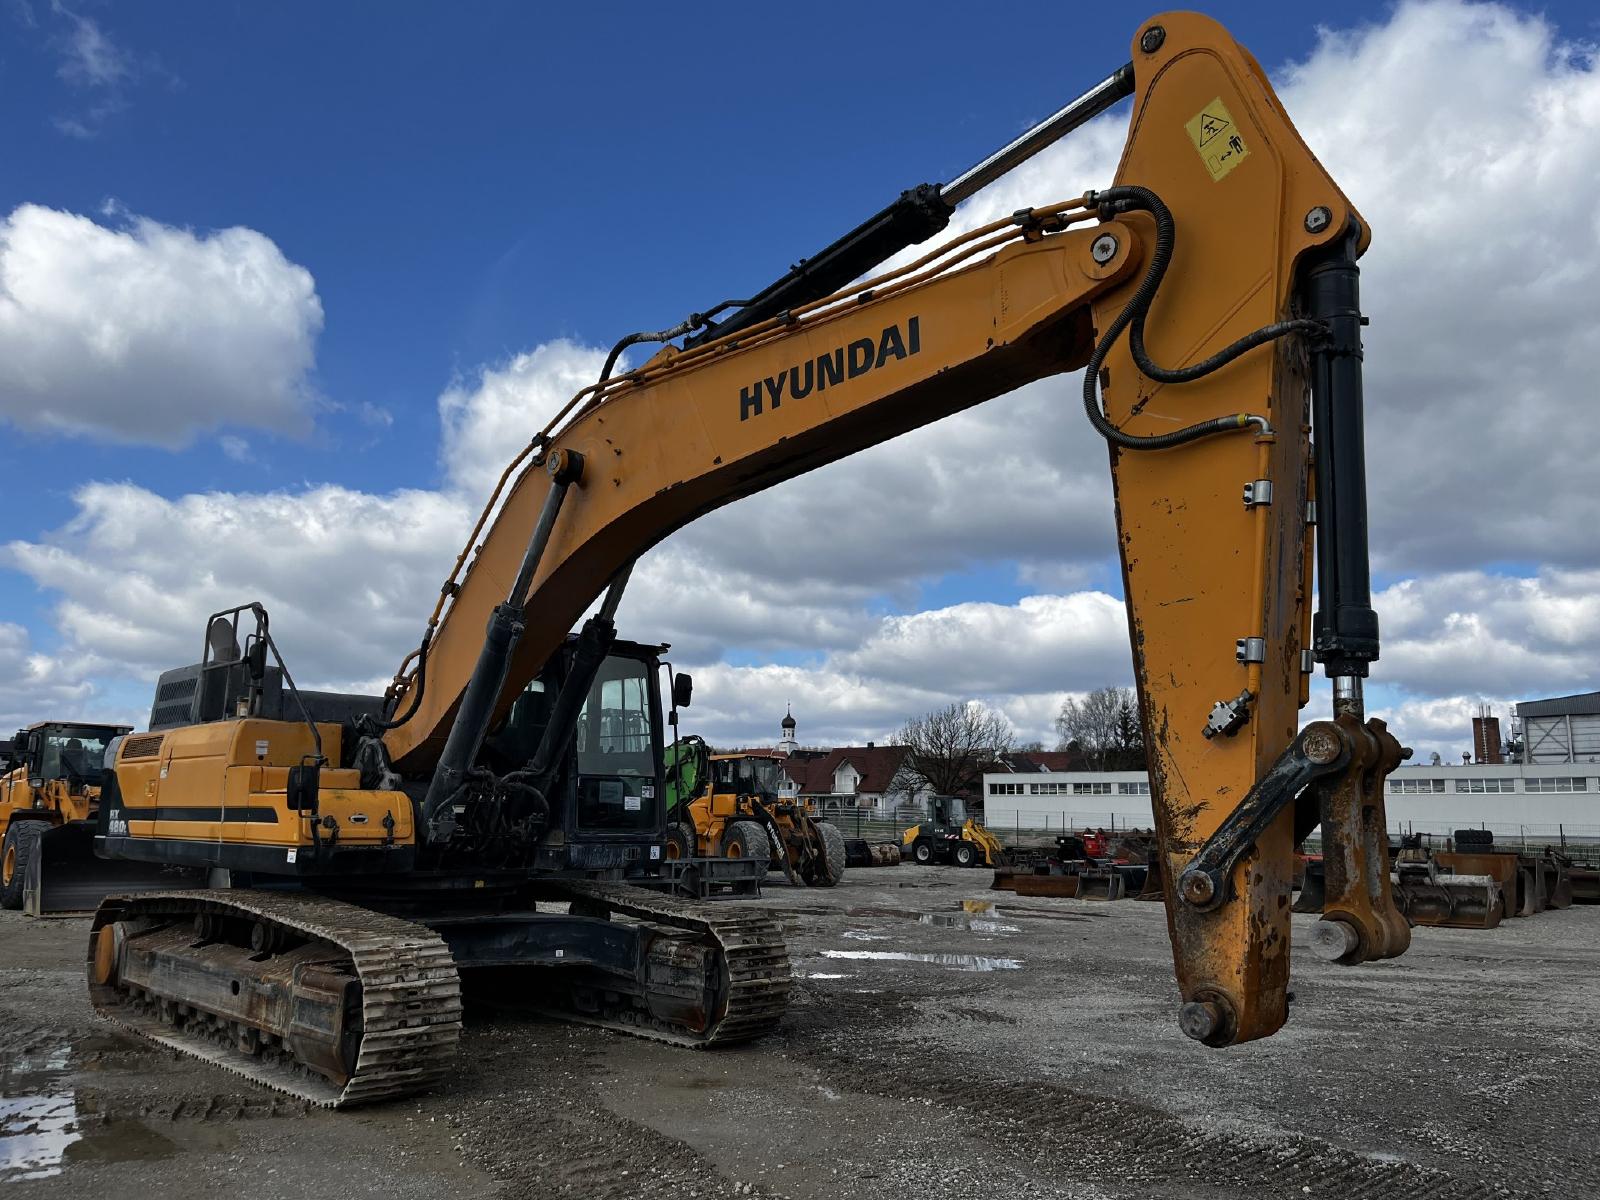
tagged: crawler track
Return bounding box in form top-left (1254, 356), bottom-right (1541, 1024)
top-left (88, 890), bottom-right (462, 1109)
top-left (539, 879), bottom-right (791, 1046)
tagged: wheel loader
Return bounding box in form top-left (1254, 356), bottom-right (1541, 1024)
top-left (901, 795), bottom-right (1006, 868)
top-left (665, 736), bottom-right (846, 886)
top-left (80, 11), bottom-right (1421, 1104)
top-left (1, 720), bottom-right (179, 915)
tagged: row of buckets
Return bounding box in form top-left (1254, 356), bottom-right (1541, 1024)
top-left (1294, 831), bottom-right (1596, 929)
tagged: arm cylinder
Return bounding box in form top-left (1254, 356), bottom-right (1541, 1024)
top-left (1305, 224), bottom-right (1380, 693)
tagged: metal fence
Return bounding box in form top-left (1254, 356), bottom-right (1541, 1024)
top-left (813, 804), bottom-right (1600, 859)
top-left (813, 806), bottom-right (1156, 846)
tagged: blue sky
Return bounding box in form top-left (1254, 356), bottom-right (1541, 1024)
top-left (3, 1), bottom-right (1599, 755)
top-left (1, 1), bottom-right (1453, 505)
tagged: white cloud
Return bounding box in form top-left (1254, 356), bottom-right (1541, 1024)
top-left (0, 204), bottom-right (323, 447)
top-left (53, 5), bottom-right (130, 89)
top-left (1365, 694), bottom-right (1515, 766)
top-left (438, 340), bottom-right (611, 494)
top-left (0, 622), bottom-right (96, 730)
top-left (44, 3), bottom-right (169, 138)
top-left (1278, 1), bottom-right (1600, 572)
top-left (5, 482), bottom-right (473, 694)
top-left (1377, 569), bottom-right (1600, 698)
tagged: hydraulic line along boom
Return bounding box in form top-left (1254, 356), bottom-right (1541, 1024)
top-left (687, 64), bottom-right (1135, 346)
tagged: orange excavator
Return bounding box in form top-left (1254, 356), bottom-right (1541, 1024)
top-left (85, 11), bottom-right (1411, 1105)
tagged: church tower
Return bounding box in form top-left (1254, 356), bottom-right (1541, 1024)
top-left (777, 705), bottom-right (798, 756)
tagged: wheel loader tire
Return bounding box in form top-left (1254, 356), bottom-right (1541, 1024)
top-left (722, 820), bottom-right (771, 867)
top-left (913, 840), bottom-right (933, 865)
top-left (1454, 828), bottom-right (1494, 849)
top-left (664, 823), bottom-right (695, 861)
top-left (1, 821), bottom-right (47, 911)
top-left (953, 842), bottom-right (976, 868)
top-left (813, 822), bottom-right (847, 888)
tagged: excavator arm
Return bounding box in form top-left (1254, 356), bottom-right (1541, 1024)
top-left (379, 12), bottom-right (1411, 1045)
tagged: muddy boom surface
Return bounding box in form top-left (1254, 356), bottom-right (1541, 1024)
top-left (87, 890), bottom-right (463, 1108)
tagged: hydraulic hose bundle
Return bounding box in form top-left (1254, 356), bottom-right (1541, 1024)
top-left (1081, 184), bottom-right (1327, 450)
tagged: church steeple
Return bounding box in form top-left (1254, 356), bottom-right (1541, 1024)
top-left (777, 705), bottom-right (798, 756)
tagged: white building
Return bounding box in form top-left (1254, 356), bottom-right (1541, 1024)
top-left (981, 760), bottom-right (1599, 839)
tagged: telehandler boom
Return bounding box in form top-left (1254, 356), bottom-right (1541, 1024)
top-left (87, 11), bottom-right (1411, 1104)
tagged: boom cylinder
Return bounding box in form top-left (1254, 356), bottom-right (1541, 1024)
top-left (421, 451), bottom-right (584, 840)
top-left (692, 63), bottom-right (1135, 346)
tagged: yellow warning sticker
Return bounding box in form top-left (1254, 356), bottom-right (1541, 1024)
top-left (1185, 97), bottom-right (1249, 182)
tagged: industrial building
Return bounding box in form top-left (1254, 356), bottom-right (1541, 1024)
top-left (982, 760), bottom-right (1599, 840)
top-left (1516, 690), bottom-right (1600, 764)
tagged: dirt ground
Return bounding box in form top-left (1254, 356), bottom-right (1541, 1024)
top-left (3, 867), bottom-right (1597, 1199)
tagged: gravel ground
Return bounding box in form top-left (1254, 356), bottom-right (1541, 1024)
top-left (2, 867), bottom-right (1596, 1198)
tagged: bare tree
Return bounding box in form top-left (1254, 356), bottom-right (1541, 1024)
top-left (1055, 686), bottom-right (1145, 770)
top-left (894, 701), bottom-right (1014, 802)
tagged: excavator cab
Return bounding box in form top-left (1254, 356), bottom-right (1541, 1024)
top-left (485, 638), bottom-right (673, 856)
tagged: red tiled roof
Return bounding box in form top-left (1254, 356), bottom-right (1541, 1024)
top-left (789, 744), bottom-right (911, 796)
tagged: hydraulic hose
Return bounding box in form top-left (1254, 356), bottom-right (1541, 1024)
top-left (1082, 184), bottom-right (1326, 450)
top-left (367, 633), bottom-right (430, 731)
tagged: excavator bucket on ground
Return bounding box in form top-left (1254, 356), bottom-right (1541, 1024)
top-left (24, 823), bottom-right (192, 916)
top-left (1393, 873), bottom-right (1504, 929)
top-left (1390, 837), bottom-right (1505, 930)
top-left (1541, 853), bottom-right (1573, 909)
top-left (1570, 864), bottom-right (1600, 904)
top-left (1007, 872), bottom-right (1123, 900)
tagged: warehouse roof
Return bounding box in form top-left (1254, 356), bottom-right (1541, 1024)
top-left (1516, 691), bottom-right (1600, 718)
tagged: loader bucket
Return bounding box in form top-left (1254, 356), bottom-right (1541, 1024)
top-left (1570, 866), bottom-right (1600, 904)
top-left (23, 824), bottom-right (194, 916)
top-left (1394, 873), bottom-right (1505, 930)
top-left (1516, 863), bottom-right (1541, 916)
top-left (1436, 851), bottom-right (1527, 917)
top-left (1132, 855), bottom-right (1163, 901)
top-left (1012, 874), bottom-right (1083, 898)
top-left (1292, 860), bottom-right (1326, 913)
top-left (1542, 856), bottom-right (1572, 910)
top-left (1075, 872), bottom-right (1125, 901)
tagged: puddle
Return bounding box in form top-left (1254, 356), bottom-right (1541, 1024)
top-left (803, 972), bottom-right (853, 980)
top-left (1, 1043), bottom-right (178, 1181)
top-left (2, 1046), bottom-right (82, 1181)
top-left (916, 913), bottom-right (1020, 934)
top-left (969, 919), bottom-right (1021, 934)
top-left (840, 929), bottom-right (890, 942)
top-left (962, 899), bottom-right (996, 915)
top-left (844, 906), bottom-right (922, 919)
top-left (820, 950), bottom-right (1024, 972)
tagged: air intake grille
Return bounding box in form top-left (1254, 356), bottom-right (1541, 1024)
top-left (122, 734), bottom-right (165, 760)
top-left (157, 677), bottom-right (198, 702)
top-left (149, 702), bottom-right (193, 730)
